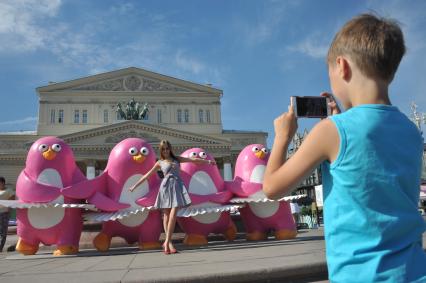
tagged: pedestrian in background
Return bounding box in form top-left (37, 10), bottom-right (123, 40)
top-left (290, 201), bottom-right (300, 226)
top-left (0, 177), bottom-right (15, 252)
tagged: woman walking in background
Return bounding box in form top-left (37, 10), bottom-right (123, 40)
top-left (130, 140), bottom-right (215, 254)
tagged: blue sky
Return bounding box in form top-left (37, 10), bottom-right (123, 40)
top-left (0, 0), bottom-right (425, 146)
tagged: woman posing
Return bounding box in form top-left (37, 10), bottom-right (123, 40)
top-left (130, 140), bottom-right (215, 254)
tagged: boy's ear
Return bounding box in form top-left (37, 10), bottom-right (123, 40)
top-left (336, 56), bottom-right (351, 82)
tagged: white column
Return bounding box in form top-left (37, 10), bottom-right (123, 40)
top-left (86, 161), bottom-right (96, 180)
top-left (223, 161), bottom-right (233, 181)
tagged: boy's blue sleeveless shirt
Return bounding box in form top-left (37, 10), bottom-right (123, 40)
top-left (321, 104), bottom-right (426, 283)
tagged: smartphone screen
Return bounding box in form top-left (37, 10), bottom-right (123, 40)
top-left (294, 96), bottom-right (328, 118)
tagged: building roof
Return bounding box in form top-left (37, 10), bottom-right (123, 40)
top-left (36, 67), bottom-right (223, 95)
top-left (222, 129), bottom-right (268, 135)
top-left (0, 131), bottom-right (37, 135)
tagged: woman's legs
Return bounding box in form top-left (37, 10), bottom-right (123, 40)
top-left (165, 207), bottom-right (178, 251)
top-left (162, 209), bottom-right (171, 252)
top-left (162, 210), bottom-right (169, 235)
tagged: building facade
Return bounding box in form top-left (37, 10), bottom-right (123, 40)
top-left (0, 67), bottom-right (267, 187)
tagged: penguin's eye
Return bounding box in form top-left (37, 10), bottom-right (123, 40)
top-left (52, 144), bottom-right (61, 152)
top-left (251, 146), bottom-right (260, 153)
top-left (38, 144), bottom-right (48, 152)
top-left (261, 148), bottom-right (268, 154)
top-left (128, 147), bottom-right (138, 156)
top-left (199, 152), bottom-right (207, 159)
top-left (140, 147), bottom-right (149, 156)
top-left (189, 152), bottom-right (197, 158)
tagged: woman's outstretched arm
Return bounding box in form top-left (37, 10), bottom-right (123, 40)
top-left (177, 156), bottom-right (216, 165)
top-left (129, 161), bottom-right (160, 191)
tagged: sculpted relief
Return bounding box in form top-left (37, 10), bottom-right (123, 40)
top-left (230, 138), bottom-right (259, 147)
top-left (72, 75), bottom-right (190, 92)
top-left (105, 131), bottom-right (160, 144)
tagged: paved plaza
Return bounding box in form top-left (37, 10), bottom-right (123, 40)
top-left (1, 227), bottom-right (425, 283)
top-left (0, 229), bottom-right (328, 283)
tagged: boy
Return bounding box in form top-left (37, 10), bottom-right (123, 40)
top-left (263, 14), bottom-right (426, 282)
top-left (0, 177), bottom-right (14, 252)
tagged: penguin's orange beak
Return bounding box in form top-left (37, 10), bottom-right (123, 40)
top-left (133, 153), bottom-right (145, 164)
top-left (42, 148), bottom-right (57, 160)
top-left (255, 151), bottom-right (266, 160)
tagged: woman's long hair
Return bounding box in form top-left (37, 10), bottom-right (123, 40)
top-left (159, 140), bottom-right (178, 161)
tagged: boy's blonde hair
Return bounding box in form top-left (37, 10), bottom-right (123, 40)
top-left (327, 13), bottom-right (405, 83)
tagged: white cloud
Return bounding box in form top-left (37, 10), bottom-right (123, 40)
top-left (108, 2), bottom-right (135, 16)
top-left (43, 14), bottom-right (224, 87)
top-left (286, 33), bottom-right (330, 59)
top-left (366, 0), bottom-right (426, 109)
top-left (244, 19), bottom-right (279, 46)
top-left (0, 116), bottom-right (37, 126)
top-left (175, 50), bottom-right (205, 75)
top-left (237, 1), bottom-right (298, 46)
top-left (0, 1), bottom-right (226, 95)
top-left (367, 0), bottom-right (426, 51)
top-left (0, 0), bottom-right (62, 52)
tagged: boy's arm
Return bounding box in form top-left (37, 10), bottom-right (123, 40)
top-left (263, 107), bottom-right (339, 200)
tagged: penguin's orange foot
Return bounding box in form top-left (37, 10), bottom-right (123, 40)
top-left (138, 241), bottom-right (161, 250)
top-left (93, 232), bottom-right (111, 252)
top-left (53, 245), bottom-right (78, 256)
top-left (275, 229), bottom-right (297, 240)
top-left (183, 234), bottom-right (208, 246)
top-left (246, 231), bottom-right (268, 241)
top-left (223, 222), bottom-right (237, 241)
top-left (16, 238), bottom-right (39, 255)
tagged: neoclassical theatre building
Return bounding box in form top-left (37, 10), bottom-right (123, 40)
top-left (0, 67), bottom-right (267, 187)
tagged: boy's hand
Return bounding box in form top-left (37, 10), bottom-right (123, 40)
top-left (273, 100), bottom-right (298, 145)
top-left (321, 92), bottom-right (340, 115)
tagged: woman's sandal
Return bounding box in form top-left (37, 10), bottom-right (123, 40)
top-left (162, 243), bottom-right (170, 255)
top-left (168, 243), bottom-right (178, 254)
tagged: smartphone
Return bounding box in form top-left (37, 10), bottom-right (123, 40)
top-left (291, 96), bottom-right (331, 118)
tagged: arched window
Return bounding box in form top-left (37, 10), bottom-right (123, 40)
top-left (177, 109), bottom-right (182, 123)
top-left (199, 109), bottom-right (204, 123)
top-left (184, 109), bottom-right (189, 123)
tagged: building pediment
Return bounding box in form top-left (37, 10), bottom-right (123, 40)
top-left (59, 120), bottom-right (231, 156)
top-left (37, 67), bottom-right (222, 95)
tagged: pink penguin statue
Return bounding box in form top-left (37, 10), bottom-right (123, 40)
top-left (15, 137), bottom-right (93, 256)
top-left (74, 138), bottom-right (162, 251)
top-left (177, 148), bottom-right (236, 246)
top-left (226, 144), bottom-right (297, 241)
